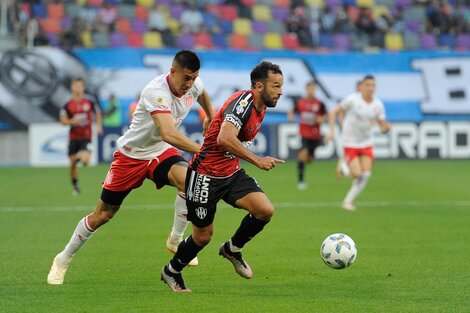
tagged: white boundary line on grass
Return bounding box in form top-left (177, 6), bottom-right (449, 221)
top-left (0, 200), bottom-right (469, 212)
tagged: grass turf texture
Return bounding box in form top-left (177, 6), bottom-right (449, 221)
top-left (0, 160), bottom-right (469, 312)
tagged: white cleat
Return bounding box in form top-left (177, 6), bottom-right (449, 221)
top-left (166, 234), bottom-right (198, 267)
top-left (47, 252), bottom-right (71, 285)
top-left (297, 182), bottom-right (307, 190)
top-left (341, 202), bottom-right (356, 211)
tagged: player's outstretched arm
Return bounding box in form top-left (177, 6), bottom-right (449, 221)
top-left (152, 113), bottom-right (201, 154)
top-left (217, 121), bottom-right (284, 171)
top-left (378, 119), bottom-right (391, 133)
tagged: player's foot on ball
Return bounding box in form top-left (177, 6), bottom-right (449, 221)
top-left (166, 233), bottom-right (198, 266)
top-left (47, 251), bottom-right (71, 285)
top-left (160, 266), bottom-right (191, 292)
top-left (297, 182), bottom-right (307, 190)
top-left (219, 242), bottom-right (253, 279)
top-left (341, 202), bottom-right (356, 211)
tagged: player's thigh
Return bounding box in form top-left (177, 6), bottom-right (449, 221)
top-left (359, 155), bottom-right (373, 172)
top-left (149, 148), bottom-right (187, 191)
top-left (348, 157), bottom-right (363, 178)
top-left (234, 192), bottom-right (274, 220)
top-left (167, 163), bottom-right (188, 192)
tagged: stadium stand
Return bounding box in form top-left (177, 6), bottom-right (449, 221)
top-left (4, 0), bottom-right (470, 52)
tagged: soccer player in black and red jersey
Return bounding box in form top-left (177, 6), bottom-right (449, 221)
top-left (288, 80), bottom-right (328, 190)
top-left (59, 77), bottom-right (103, 196)
top-left (161, 61), bottom-right (285, 292)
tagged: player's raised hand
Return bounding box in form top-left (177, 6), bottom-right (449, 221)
top-left (256, 156), bottom-right (285, 171)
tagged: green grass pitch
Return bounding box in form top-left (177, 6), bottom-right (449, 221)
top-left (0, 160), bottom-right (469, 312)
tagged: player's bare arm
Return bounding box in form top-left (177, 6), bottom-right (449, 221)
top-left (197, 89), bottom-right (214, 135)
top-left (217, 121), bottom-right (284, 170)
top-left (325, 106), bottom-right (343, 142)
top-left (59, 114), bottom-right (80, 126)
top-left (152, 113), bottom-right (201, 154)
top-left (95, 110), bottom-right (103, 135)
top-left (378, 119), bottom-right (391, 133)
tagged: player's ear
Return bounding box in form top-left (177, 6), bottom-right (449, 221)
top-left (255, 81), bottom-right (264, 91)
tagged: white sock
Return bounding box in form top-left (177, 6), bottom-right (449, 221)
top-left (63, 215), bottom-right (95, 259)
top-left (171, 192), bottom-right (189, 239)
top-left (229, 239), bottom-right (241, 253)
top-left (343, 171), bottom-right (371, 204)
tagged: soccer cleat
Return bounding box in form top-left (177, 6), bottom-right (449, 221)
top-left (166, 233), bottom-right (198, 266)
top-left (72, 185), bottom-right (80, 196)
top-left (341, 202), bottom-right (356, 211)
top-left (47, 252), bottom-right (71, 285)
top-left (297, 182), bottom-right (307, 190)
top-left (219, 242), bottom-right (253, 279)
top-left (160, 266), bottom-right (192, 292)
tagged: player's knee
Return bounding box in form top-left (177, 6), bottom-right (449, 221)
top-left (254, 206), bottom-right (274, 222)
top-left (192, 228), bottom-right (212, 247)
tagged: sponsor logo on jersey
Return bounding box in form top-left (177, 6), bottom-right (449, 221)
top-left (239, 99), bottom-right (249, 107)
top-left (156, 97), bottom-right (164, 104)
top-left (225, 114), bottom-right (242, 130)
top-left (235, 104), bottom-right (245, 115)
top-left (186, 95), bottom-right (193, 108)
top-left (195, 207), bottom-right (207, 219)
top-left (193, 173), bottom-right (210, 204)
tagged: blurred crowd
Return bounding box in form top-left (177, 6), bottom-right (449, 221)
top-left (3, 0), bottom-right (470, 51)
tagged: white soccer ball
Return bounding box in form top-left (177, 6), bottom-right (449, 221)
top-left (320, 233), bottom-right (357, 269)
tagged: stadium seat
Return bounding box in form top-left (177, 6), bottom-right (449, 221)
top-left (343, 0), bottom-right (356, 7)
top-left (252, 21), bottom-right (268, 34)
top-left (233, 18), bottom-right (252, 36)
top-left (374, 0), bottom-right (394, 6)
top-left (220, 5), bottom-right (238, 21)
top-left (318, 34), bottom-right (334, 49)
top-left (385, 33), bottom-right (404, 50)
top-left (229, 34), bottom-right (251, 50)
top-left (245, 34), bottom-right (261, 50)
top-left (456, 34), bottom-right (470, 50)
top-left (372, 6), bottom-right (390, 19)
top-left (252, 5), bottom-right (271, 22)
top-left (219, 20), bottom-right (233, 34)
top-left (194, 32), bottom-right (213, 49)
top-left (403, 7), bottom-right (426, 23)
top-left (267, 20), bottom-right (285, 33)
top-left (271, 6), bottom-right (289, 21)
top-left (420, 34), bottom-right (437, 50)
top-left (395, 0), bottom-right (412, 8)
top-left (132, 19), bottom-right (147, 33)
top-left (116, 18), bottom-right (131, 34)
top-left (241, 0), bottom-right (256, 6)
top-left (92, 31), bottom-right (110, 48)
top-left (403, 32), bottom-right (420, 50)
top-left (405, 20), bottom-right (422, 33)
top-left (356, 0), bottom-right (374, 8)
top-left (333, 34), bottom-right (351, 51)
top-left (88, 0), bottom-right (103, 7)
top-left (169, 5), bottom-right (185, 19)
top-left (178, 33), bottom-right (195, 49)
top-left (135, 5), bottom-right (148, 20)
top-left (128, 32), bottom-right (143, 47)
top-left (47, 3), bottom-right (64, 19)
top-left (324, 0), bottom-right (342, 8)
top-left (117, 4), bottom-right (135, 19)
top-left (274, 0), bottom-right (290, 7)
top-left (136, 0), bottom-right (154, 7)
top-left (81, 31), bottom-right (94, 48)
top-left (438, 33), bottom-right (456, 49)
top-left (264, 33), bottom-right (283, 49)
top-left (166, 18), bottom-right (180, 34)
top-left (110, 32), bottom-right (127, 47)
top-left (351, 33), bottom-right (370, 50)
top-left (212, 33), bottom-right (228, 48)
top-left (143, 32), bottom-right (163, 48)
top-left (305, 0), bottom-right (325, 8)
top-left (31, 3), bottom-right (47, 18)
top-left (282, 33), bottom-right (301, 50)
top-left (41, 18), bottom-right (62, 34)
top-left (61, 17), bottom-right (72, 29)
top-left (65, 4), bottom-right (80, 18)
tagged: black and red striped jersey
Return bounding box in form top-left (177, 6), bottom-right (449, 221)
top-left (190, 90), bottom-right (265, 177)
top-left (60, 97), bottom-right (99, 141)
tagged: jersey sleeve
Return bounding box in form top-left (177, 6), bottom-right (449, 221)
top-left (376, 100), bottom-right (386, 121)
top-left (142, 87), bottom-right (172, 115)
top-left (339, 93), bottom-right (355, 111)
top-left (223, 92), bottom-right (253, 131)
top-left (59, 103), bottom-right (71, 118)
top-left (319, 101), bottom-right (328, 115)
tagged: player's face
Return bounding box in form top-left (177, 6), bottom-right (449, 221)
top-left (70, 80), bottom-right (85, 96)
top-left (361, 78), bottom-right (376, 98)
top-left (306, 83), bottom-right (316, 97)
top-left (170, 65), bottom-right (199, 96)
top-left (260, 71), bottom-right (283, 108)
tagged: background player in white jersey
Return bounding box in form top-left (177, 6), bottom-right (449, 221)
top-left (326, 75), bottom-right (391, 211)
top-left (47, 50), bottom-right (215, 285)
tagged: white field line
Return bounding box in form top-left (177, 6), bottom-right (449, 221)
top-left (0, 200), bottom-right (469, 213)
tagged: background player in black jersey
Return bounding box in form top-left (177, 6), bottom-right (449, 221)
top-left (161, 61), bottom-right (285, 292)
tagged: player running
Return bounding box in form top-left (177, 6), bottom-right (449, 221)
top-left (47, 50), bottom-right (214, 285)
top-left (161, 61), bottom-right (285, 292)
top-left (325, 75), bottom-right (391, 211)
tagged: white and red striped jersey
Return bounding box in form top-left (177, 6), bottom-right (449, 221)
top-left (117, 73), bottom-right (203, 159)
top-left (340, 92), bottom-right (386, 148)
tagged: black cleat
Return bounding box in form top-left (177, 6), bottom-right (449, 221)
top-left (160, 266), bottom-right (192, 292)
top-left (219, 242), bottom-right (253, 279)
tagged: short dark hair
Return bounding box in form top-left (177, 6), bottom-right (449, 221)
top-left (173, 50), bottom-right (200, 72)
top-left (307, 80), bottom-right (316, 87)
top-left (250, 61), bottom-right (283, 88)
top-left (71, 77), bottom-right (84, 83)
top-left (362, 75), bottom-right (375, 82)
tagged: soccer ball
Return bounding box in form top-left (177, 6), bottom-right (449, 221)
top-left (320, 233), bottom-right (357, 269)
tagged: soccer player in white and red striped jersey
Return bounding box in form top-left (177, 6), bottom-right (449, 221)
top-left (47, 50), bottom-right (215, 285)
top-left (326, 75), bottom-right (391, 211)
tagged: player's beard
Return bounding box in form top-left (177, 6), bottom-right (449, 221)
top-left (261, 89), bottom-right (277, 108)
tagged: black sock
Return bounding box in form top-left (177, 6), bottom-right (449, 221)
top-left (231, 214), bottom-right (269, 249)
top-left (72, 179), bottom-right (79, 188)
top-left (169, 236), bottom-right (203, 272)
top-left (297, 161), bottom-right (305, 183)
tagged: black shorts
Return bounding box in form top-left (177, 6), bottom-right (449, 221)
top-left (186, 168), bottom-right (263, 228)
top-left (300, 138), bottom-right (322, 157)
top-left (68, 140), bottom-right (91, 156)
